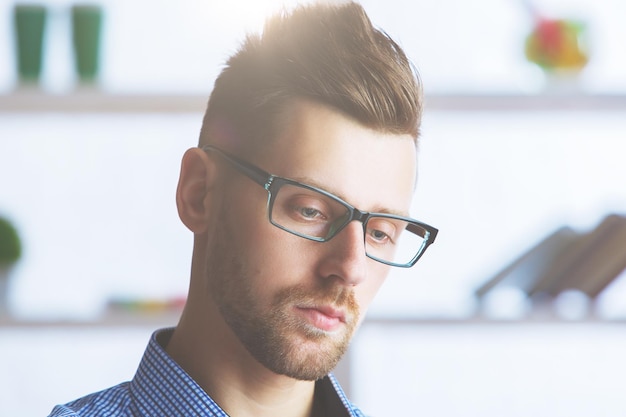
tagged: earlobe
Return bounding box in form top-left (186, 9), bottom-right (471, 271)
top-left (176, 148), bottom-right (218, 234)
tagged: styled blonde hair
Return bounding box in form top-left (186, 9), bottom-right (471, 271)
top-left (200, 1), bottom-right (422, 152)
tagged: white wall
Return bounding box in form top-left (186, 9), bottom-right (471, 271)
top-left (0, 114), bottom-right (197, 318)
top-left (352, 322), bottom-right (626, 417)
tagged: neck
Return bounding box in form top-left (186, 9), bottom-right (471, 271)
top-left (166, 284), bottom-right (318, 417)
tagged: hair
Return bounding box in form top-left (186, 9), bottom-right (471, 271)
top-left (199, 1), bottom-right (422, 153)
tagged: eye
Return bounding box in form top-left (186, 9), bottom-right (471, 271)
top-left (368, 228), bottom-right (391, 243)
top-left (366, 218), bottom-right (399, 246)
top-left (297, 206), bottom-right (325, 220)
top-left (284, 196), bottom-right (331, 223)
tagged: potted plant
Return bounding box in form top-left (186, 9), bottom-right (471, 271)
top-left (0, 216), bottom-right (22, 315)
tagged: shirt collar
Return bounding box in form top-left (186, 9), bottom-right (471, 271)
top-left (130, 328), bottom-right (359, 417)
top-left (130, 328), bottom-right (229, 416)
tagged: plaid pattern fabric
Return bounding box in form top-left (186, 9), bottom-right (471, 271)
top-left (48, 328), bottom-right (364, 417)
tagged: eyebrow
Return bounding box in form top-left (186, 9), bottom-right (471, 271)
top-left (289, 175), bottom-right (411, 218)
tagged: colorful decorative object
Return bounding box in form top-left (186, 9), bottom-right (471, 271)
top-left (525, 18), bottom-right (589, 74)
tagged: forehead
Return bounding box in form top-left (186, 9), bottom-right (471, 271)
top-left (254, 100), bottom-right (417, 214)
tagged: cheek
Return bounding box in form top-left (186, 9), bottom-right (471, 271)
top-left (229, 202), bottom-right (311, 290)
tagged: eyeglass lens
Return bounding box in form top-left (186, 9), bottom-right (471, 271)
top-left (269, 182), bottom-right (427, 266)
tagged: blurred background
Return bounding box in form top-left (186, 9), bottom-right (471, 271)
top-left (1, 0), bottom-right (626, 416)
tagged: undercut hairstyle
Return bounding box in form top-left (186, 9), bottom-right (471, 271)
top-left (199, 1), bottom-right (422, 153)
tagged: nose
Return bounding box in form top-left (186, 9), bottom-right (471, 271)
top-left (317, 220), bottom-right (367, 286)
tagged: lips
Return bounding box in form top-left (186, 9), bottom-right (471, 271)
top-left (314, 305), bottom-right (346, 323)
top-left (296, 305), bottom-right (347, 332)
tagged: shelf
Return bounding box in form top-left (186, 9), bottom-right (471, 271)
top-left (3, 312), bottom-right (626, 328)
top-left (424, 93), bottom-right (626, 111)
top-left (0, 90), bottom-right (209, 113)
top-left (364, 316), bottom-right (626, 326)
top-left (0, 309), bottom-right (181, 328)
top-left (1, 91), bottom-right (626, 113)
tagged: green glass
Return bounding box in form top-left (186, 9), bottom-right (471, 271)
top-left (13, 4), bottom-right (47, 84)
top-left (71, 4), bottom-right (103, 83)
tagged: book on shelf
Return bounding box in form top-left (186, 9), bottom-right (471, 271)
top-left (475, 214), bottom-right (626, 302)
top-left (474, 226), bottom-right (580, 298)
top-left (529, 214), bottom-right (626, 299)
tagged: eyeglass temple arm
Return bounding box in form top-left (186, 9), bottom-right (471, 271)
top-left (407, 222), bottom-right (439, 244)
top-left (202, 145), bottom-right (271, 187)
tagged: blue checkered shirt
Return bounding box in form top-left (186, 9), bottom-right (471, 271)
top-left (48, 328), bottom-right (365, 417)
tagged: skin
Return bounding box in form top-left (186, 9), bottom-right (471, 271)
top-left (167, 99), bottom-right (417, 417)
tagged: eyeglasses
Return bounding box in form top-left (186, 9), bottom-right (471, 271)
top-left (202, 145), bottom-right (438, 268)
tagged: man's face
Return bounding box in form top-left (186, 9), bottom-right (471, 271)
top-left (205, 100), bottom-right (417, 380)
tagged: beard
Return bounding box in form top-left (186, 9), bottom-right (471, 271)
top-left (206, 216), bottom-right (360, 381)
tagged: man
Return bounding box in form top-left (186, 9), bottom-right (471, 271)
top-left (49, 1), bottom-right (437, 416)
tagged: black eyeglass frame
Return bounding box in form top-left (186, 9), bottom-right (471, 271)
top-left (202, 144), bottom-right (438, 267)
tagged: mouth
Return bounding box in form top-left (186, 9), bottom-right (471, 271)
top-left (295, 305), bottom-right (347, 332)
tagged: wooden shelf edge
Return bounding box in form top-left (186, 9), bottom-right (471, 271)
top-left (3, 313), bottom-right (626, 328)
top-left (363, 316), bottom-right (626, 326)
top-left (425, 93), bottom-right (626, 111)
top-left (0, 91), bottom-right (209, 113)
top-left (1, 91), bottom-right (626, 113)
top-left (0, 309), bottom-right (181, 328)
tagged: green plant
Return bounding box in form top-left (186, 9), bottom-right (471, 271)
top-left (0, 216), bottom-right (21, 267)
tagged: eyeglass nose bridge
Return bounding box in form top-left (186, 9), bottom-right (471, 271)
top-left (325, 207), bottom-right (372, 242)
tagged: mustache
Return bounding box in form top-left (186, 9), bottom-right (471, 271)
top-left (273, 283), bottom-right (359, 321)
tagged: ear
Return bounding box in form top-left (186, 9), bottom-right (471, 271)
top-left (176, 147), bottom-right (219, 234)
